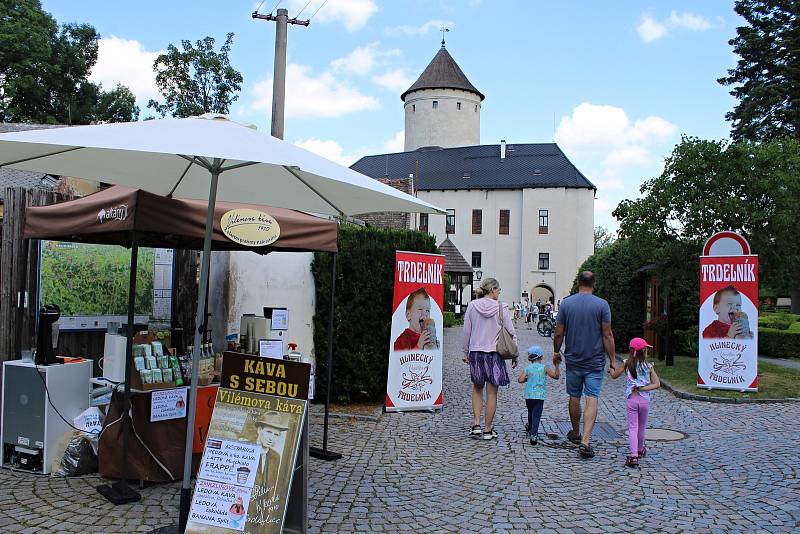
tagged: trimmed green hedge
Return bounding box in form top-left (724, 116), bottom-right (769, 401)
top-left (443, 311), bottom-right (456, 328)
top-left (760, 328), bottom-right (800, 359)
top-left (312, 225), bottom-right (438, 403)
top-left (674, 326), bottom-right (699, 356)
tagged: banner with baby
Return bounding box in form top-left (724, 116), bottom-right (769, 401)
top-left (698, 232), bottom-right (759, 391)
top-left (386, 251), bottom-right (445, 412)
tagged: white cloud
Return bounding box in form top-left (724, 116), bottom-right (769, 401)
top-left (386, 19), bottom-right (455, 37)
top-left (89, 36), bottom-right (163, 101)
top-left (372, 69), bottom-right (413, 92)
top-left (637, 11), bottom-right (712, 42)
top-left (554, 102), bottom-right (676, 154)
top-left (293, 138), bottom-right (359, 166)
top-left (332, 42), bottom-right (379, 75)
top-left (286, 0), bottom-right (378, 31)
top-left (249, 63), bottom-right (380, 119)
top-left (602, 146), bottom-right (650, 168)
top-left (382, 131), bottom-right (404, 152)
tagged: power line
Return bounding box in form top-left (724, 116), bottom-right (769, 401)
top-left (254, 0), bottom-right (267, 14)
top-left (296, 0), bottom-right (314, 18)
top-left (270, 0), bottom-right (284, 14)
top-left (309, 0), bottom-right (329, 21)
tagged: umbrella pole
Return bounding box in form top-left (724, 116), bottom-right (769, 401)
top-left (310, 251), bottom-right (342, 461)
top-left (179, 163), bottom-right (221, 530)
top-left (96, 232), bottom-right (141, 504)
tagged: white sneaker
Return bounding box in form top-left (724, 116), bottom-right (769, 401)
top-left (482, 429), bottom-right (498, 440)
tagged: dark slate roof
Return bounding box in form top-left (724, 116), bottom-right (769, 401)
top-left (401, 46), bottom-right (484, 101)
top-left (351, 143), bottom-right (595, 191)
top-left (438, 237), bottom-right (473, 274)
top-left (0, 124), bottom-right (65, 199)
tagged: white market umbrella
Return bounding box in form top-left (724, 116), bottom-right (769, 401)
top-left (0, 114), bottom-right (443, 523)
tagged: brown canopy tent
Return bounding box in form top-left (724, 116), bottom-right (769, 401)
top-left (24, 185), bottom-right (340, 500)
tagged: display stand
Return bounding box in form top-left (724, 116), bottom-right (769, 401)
top-left (284, 413), bottom-right (309, 534)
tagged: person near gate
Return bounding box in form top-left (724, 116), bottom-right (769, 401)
top-left (462, 277), bottom-right (518, 441)
top-left (610, 337), bottom-right (661, 467)
top-left (518, 345), bottom-right (559, 445)
top-left (552, 271), bottom-right (617, 459)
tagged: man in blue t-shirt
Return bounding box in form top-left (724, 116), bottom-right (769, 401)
top-left (553, 271), bottom-right (617, 459)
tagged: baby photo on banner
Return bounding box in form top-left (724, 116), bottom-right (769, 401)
top-left (698, 255), bottom-right (759, 391)
top-left (386, 251), bottom-right (445, 412)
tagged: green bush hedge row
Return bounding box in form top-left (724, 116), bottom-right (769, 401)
top-left (673, 326), bottom-right (700, 356)
top-left (312, 225), bottom-right (439, 403)
top-left (759, 328), bottom-right (800, 359)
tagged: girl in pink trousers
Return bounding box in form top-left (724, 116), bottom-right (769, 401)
top-left (610, 337), bottom-right (661, 467)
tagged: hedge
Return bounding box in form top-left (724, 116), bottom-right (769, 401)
top-left (312, 225), bottom-right (438, 403)
top-left (759, 328), bottom-right (800, 359)
top-left (674, 326), bottom-right (699, 356)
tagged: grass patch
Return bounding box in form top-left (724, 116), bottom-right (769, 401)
top-left (653, 356), bottom-right (800, 399)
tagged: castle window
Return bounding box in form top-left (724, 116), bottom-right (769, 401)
top-left (539, 253), bottom-right (550, 270)
top-left (472, 209), bottom-right (482, 234)
top-left (499, 210), bottom-right (510, 235)
top-left (419, 213), bottom-right (428, 233)
top-left (412, 104), bottom-right (415, 112)
top-left (432, 100), bottom-right (438, 109)
top-left (472, 251), bottom-right (482, 268)
top-left (457, 102), bottom-right (462, 110)
top-left (539, 209), bottom-right (549, 234)
top-left (475, 104), bottom-right (478, 112)
top-left (446, 209), bottom-right (455, 234)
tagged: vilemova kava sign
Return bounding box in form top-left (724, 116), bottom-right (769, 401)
top-left (220, 209), bottom-right (281, 247)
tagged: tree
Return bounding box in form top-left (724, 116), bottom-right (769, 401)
top-left (593, 226), bottom-right (616, 252)
top-left (718, 0), bottom-right (800, 141)
top-left (0, 1), bottom-right (138, 124)
top-left (95, 84), bottom-right (139, 122)
top-left (148, 33), bottom-right (243, 118)
top-left (614, 136), bottom-right (800, 312)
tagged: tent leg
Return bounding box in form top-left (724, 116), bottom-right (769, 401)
top-left (96, 232), bottom-right (141, 504)
top-left (310, 251), bottom-right (342, 461)
top-left (179, 163), bottom-right (221, 530)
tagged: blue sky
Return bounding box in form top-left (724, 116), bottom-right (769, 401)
top-left (42, 0), bottom-right (742, 230)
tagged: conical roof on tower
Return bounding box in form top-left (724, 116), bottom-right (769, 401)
top-left (401, 46), bottom-right (484, 101)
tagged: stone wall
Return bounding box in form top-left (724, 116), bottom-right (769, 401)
top-left (358, 176), bottom-right (412, 229)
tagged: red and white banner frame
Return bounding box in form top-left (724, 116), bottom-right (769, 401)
top-left (386, 251), bottom-right (445, 412)
top-left (698, 231), bottom-right (758, 391)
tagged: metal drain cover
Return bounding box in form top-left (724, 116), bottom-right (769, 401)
top-left (643, 428), bottom-right (687, 441)
top-left (554, 421), bottom-right (621, 440)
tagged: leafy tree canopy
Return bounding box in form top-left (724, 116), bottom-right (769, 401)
top-left (614, 135), bottom-right (800, 310)
top-left (593, 226), bottom-right (616, 252)
top-left (0, 0), bottom-right (139, 124)
top-left (148, 33), bottom-right (243, 118)
top-left (719, 0), bottom-right (800, 141)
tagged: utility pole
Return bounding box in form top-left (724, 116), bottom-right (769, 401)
top-left (252, 8), bottom-right (309, 139)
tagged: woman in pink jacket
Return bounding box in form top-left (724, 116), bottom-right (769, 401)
top-left (462, 278), bottom-right (518, 440)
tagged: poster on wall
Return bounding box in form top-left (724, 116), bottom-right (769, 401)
top-left (386, 251), bottom-right (445, 412)
top-left (698, 248), bottom-right (759, 391)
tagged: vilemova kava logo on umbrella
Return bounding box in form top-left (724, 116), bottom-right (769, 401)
top-left (220, 209), bottom-right (281, 247)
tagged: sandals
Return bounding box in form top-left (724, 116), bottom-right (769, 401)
top-left (578, 443), bottom-right (595, 458)
top-left (469, 424), bottom-right (482, 438)
top-left (638, 446), bottom-right (647, 458)
top-left (625, 456), bottom-right (639, 468)
top-left (567, 430), bottom-right (582, 444)
top-left (482, 429), bottom-right (498, 440)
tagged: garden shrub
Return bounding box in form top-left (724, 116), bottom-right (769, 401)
top-left (788, 323), bottom-right (800, 334)
top-left (443, 311), bottom-right (456, 328)
top-left (312, 225), bottom-right (438, 403)
top-left (673, 326), bottom-right (699, 356)
top-left (759, 328), bottom-right (800, 358)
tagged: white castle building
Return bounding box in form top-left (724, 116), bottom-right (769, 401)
top-left (352, 43), bottom-right (595, 309)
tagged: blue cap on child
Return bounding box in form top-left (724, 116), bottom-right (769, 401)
top-left (527, 345), bottom-right (544, 361)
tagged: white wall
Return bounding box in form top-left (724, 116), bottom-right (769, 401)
top-left (404, 88), bottom-right (481, 150)
top-left (208, 251), bottom-right (318, 363)
top-left (417, 187), bottom-right (594, 307)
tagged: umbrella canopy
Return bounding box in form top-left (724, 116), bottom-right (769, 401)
top-left (24, 185), bottom-right (338, 253)
top-left (0, 114), bottom-right (443, 217)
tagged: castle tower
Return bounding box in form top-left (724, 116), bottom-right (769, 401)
top-left (402, 43), bottom-right (484, 151)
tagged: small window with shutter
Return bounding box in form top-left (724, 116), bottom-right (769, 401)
top-left (539, 209), bottom-right (549, 234)
top-left (446, 209), bottom-right (455, 234)
top-left (472, 209), bottom-right (482, 234)
top-left (499, 209), bottom-right (510, 235)
top-left (471, 251), bottom-right (481, 268)
top-left (419, 213), bottom-right (428, 233)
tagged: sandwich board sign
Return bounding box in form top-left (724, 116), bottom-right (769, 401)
top-left (186, 354), bottom-right (310, 533)
top-left (698, 231), bottom-right (758, 392)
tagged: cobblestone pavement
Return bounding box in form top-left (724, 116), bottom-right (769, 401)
top-left (1, 324), bottom-right (798, 533)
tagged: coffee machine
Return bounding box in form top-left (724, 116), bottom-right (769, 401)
top-left (35, 304), bottom-right (61, 366)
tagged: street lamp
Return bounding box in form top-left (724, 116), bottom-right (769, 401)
top-left (475, 270), bottom-right (482, 281)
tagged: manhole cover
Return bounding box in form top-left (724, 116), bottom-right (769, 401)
top-left (643, 428), bottom-right (687, 441)
top-left (554, 421), bottom-right (621, 440)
